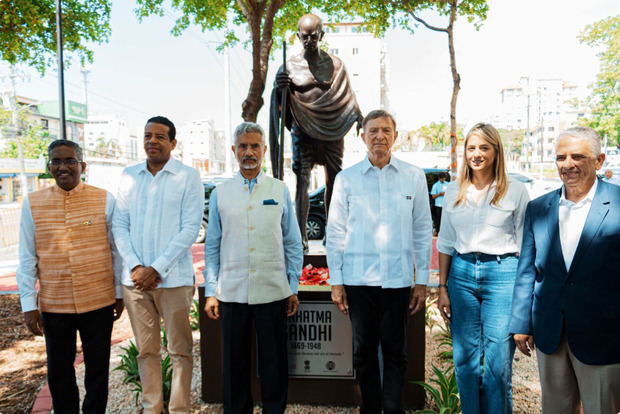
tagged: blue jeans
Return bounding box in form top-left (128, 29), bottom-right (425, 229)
top-left (448, 253), bottom-right (517, 414)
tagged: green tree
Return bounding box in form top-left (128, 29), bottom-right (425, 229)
top-left (0, 1), bottom-right (112, 74)
top-left (416, 121), bottom-right (463, 150)
top-left (136, 0), bottom-right (332, 122)
top-left (576, 15), bottom-right (620, 146)
top-left (498, 128), bottom-right (523, 157)
top-left (336, 0), bottom-right (489, 173)
top-left (0, 121), bottom-right (50, 159)
top-left (92, 136), bottom-right (121, 158)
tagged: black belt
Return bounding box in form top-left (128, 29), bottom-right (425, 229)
top-left (457, 252), bottom-right (518, 262)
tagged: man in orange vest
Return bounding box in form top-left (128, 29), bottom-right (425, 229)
top-left (16, 139), bottom-right (123, 413)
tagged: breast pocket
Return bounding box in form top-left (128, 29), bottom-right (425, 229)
top-left (486, 204), bottom-right (514, 228)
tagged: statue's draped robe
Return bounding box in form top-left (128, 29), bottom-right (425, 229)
top-left (269, 61), bottom-right (362, 176)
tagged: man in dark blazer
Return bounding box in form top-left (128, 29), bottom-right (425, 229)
top-left (510, 126), bottom-right (620, 414)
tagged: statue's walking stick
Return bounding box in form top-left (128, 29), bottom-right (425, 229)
top-left (278, 41), bottom-right (287, 180)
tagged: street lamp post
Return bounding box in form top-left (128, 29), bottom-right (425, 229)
top-left (55, 0), bottom-right (67, 141)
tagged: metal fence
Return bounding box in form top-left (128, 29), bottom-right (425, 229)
top-left (0, 207), bottom-right (20, 247)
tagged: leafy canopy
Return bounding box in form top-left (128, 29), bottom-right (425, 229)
top-left (576, 15), bottom-right (620, 146)
top-left (0, 0), bottom-right (112, 74)
top-left (326, 0), bottom-right (488, 37)
top-left (134, 0), bottom-right (321, 51)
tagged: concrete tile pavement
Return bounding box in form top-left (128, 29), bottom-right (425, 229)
top-left (0, 244), bottom-right (19, 294)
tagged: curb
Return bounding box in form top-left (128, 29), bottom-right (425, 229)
top-left (30, 334), bottom-right (134, 414)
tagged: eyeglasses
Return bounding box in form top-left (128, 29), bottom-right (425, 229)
top-left (48, 159), bottom-right (81, 167)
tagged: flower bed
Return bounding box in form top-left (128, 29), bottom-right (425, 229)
top-left (299, 265), bottom-right (330, 286)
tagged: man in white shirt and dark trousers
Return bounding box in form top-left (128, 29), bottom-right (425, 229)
top-left (112, 116), bottom-right (204, 414)
top-left (511, 126), bottom-right (620, 414)
top-left (204, 122), bottom-right (303, 414)
top-left (327, 110), bottom-right (432, 414)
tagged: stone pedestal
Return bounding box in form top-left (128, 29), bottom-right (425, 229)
top-left (199, 254), bottom-right (426, 408)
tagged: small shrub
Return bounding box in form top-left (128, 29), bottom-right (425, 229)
top-left (114, 341), bottom-right (142, 406)
top-left (425, 297), bottom-right (440, 334)
top-left (189, 299), bottom-right (200, 330)
top-left (413, 364), bottom-right (461, 414)
top-left (434, 323), bottom-right (453, 361)
top-left (115, 324), bottom-right (174, 410)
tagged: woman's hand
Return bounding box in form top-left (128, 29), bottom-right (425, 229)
top-left (437, 289), bottom-right (452, 323)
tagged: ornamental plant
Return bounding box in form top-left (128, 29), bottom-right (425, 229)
top-left (413, 363), bottom-right (462, 414)
top-left (115, 324), bottom-right (174, 411)
top-left (413, 297), bottom-right (460, 412)
top-left (189, 299), bottom-right (200, 330)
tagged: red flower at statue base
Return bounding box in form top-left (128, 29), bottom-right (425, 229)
top-left (300, 264), bottom-right (330, 286)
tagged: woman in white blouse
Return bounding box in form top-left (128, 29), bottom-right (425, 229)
top-left (436, 123), bottom-right (529, 414)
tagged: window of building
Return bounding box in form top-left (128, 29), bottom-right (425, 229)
top-left (40, 119), bottom-right (49, 130)
top-left (548, 126), bottom-right (554, 132)
top-left (330, 48), bottom-right (339, 55)
top-left (352, 48), bottom-right (359, 55)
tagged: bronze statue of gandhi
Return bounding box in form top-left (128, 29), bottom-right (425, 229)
top-left (269, 13), bottom-right (363, 252)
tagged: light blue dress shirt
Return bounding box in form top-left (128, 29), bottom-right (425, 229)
top-left (430, 180), bottom-right (448, 207)
top-left (16, 190), bottom-right (122, 312)
top-left (112, 158), bottom-right (204, 287)
top-left (326, 156), bottom-right (433, 287)
top-left (203, 171), bottom-right (303, 297)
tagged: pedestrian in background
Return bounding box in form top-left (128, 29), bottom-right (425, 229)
top-left (436, 123), bottom-right (529, 414)
top-left (430, 172), bottom-right (449, 235)
top-left (602, 168), bottom-right (619, 185)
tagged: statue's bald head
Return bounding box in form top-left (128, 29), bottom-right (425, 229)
top-left (297, 14), bottom-right (323, 34)
top-left (297, 14), bottom-right (324, 52)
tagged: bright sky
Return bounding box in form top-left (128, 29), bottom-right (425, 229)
top-left (9, 0), bottom-right (620, 135)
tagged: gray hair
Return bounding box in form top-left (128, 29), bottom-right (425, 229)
top-left (555, 126), bottom-right (602, 156)
top-left (233, 122), bottom-right (265, 144)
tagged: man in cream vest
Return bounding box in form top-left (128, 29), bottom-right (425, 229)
top-left (204, 122), bottom-right (303, 414)
top-left (16, 140), bottom-right (123, 413)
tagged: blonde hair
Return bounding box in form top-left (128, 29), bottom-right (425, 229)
top-left (454, 123), bottom-right (509, 207)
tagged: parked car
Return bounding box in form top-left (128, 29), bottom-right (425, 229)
top-left (508, 171), bottom-right (561, 200)
top-left (306, 186), bottom-right (327, 240)
top-left (196, 182), bottom-right (217, 243)
top-left (195, 176), bottom-right (232, 243)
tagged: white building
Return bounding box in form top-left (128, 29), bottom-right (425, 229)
top-left (496, 77), bottom-right (586, 163)
top-left (323, 22), bottom-right (390, 163)
top-left (176, 119), bottom-right (229, 176)
top-left (84, 114), bottom-right (139, 161)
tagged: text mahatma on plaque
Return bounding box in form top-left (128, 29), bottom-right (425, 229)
top-left (287, 301), bottom-right (354, 378)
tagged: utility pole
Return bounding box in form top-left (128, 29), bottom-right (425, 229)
top-left (11, 69), bottom-right (28, 197)
top-left (56, 0), bottom-right (67, 140)
top-left (537, 87), bottom-right (544, 179)
top-left (524, 76), bottom-right (531, 172)
top-left (81, 65), bottom-right (90, 120)
top-left (1, 67), bottom-right (30, 197)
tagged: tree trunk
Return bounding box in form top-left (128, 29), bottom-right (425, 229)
top-left (238, 0), bottom-right (282, 122)
top-left (447, 0), bottom-right (460, 175)
top-left (241, 6), bottom-right (264, 122)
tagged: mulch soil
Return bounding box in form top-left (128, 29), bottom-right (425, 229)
top-left (0, 294), bottom-right (48, 414)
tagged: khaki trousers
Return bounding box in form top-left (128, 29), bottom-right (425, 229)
top-left (123, 285), bottom-right (195, 414)
top-left (537, 335), bottom-right (620, 414)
